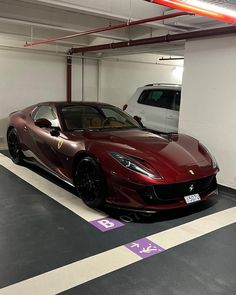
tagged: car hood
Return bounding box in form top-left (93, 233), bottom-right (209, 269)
top-left (75, 128), bottom-right (216, 182)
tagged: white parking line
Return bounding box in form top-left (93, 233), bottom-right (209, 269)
top-left (0, 153), bottom-right (107, 222)
top-left (0, 207), bottom-right (236, 295)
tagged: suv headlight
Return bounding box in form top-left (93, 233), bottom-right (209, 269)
top-left (110, 152), bottom-right (160, 179)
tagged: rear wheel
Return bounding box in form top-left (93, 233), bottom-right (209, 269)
top-left (7, 128), bottom-right (24, 164)
top-left (75, 156), bottom-right (106, 208)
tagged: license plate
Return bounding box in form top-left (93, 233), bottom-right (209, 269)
top-left (184, 194), bottom-right (201, 204)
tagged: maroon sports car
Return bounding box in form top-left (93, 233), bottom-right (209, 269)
top-left (7, 102), bottom-right (219, 212)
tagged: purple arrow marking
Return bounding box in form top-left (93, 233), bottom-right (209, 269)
top-left (125, 237), bottom-right (165, 259)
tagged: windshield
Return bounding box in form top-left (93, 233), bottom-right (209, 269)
top-left (61, 105), bottom-right (140, 131)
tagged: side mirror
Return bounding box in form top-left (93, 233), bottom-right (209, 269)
top-left (50, 127), bottom-right (61, 137)
top-left (35, 118), bottom-right (52, 129)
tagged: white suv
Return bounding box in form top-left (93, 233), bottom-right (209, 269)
top-left (123, 83), bottom-right (181, 132)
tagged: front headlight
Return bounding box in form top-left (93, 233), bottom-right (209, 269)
top-left (110, 152), bottom-right (160, 179)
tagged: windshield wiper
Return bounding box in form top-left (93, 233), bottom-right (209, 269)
top-left (143, 127), bottom-right (178, 135)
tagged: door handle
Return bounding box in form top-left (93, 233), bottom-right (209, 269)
top-left (140, 110), bottom-right (145, 114)
top-left (167, 115), bottom-right (174, 119)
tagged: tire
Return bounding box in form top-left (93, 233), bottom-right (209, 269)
top-left (75, 156), bottom-right (106, 208)
top-left (7, 128), bottom-right (24, 165)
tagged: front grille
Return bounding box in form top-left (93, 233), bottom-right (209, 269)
top-left (154, 175), bottom-right (217, 202)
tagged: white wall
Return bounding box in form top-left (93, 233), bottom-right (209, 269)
top-left (61, 53), bottom-right (183, 108)
top-left (100, 55), bottom-right (183, 108)
top-left (83, 59), bottom-right (98, 102)
top-left (0, 50), bottom-right (66, 142)
top-left (179, 36), bottom-right (236, 189)
top-left (72, 58), bottom-right (98, 102)
top-left (0, 50), bottom-right (182, 143)
top-left (72, 58), bottom-right (81, 100)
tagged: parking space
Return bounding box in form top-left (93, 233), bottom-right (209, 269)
top-left (0, 151), bottom-right (236, 294)
top-left (1, 1), bottom-right (236, 294)
top-left (64, 223), bottom-right (236, 295)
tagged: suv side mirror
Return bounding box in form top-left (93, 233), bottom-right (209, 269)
top-left (35, 118), bottom-right (52, 129)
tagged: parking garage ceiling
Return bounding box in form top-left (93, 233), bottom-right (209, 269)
top-left (0, 0), bottom-right (235, 57)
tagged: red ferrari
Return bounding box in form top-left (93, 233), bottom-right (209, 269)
top-left (7, 102), bottom-right (219, 212)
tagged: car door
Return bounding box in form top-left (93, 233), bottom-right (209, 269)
top-left (165, 90), bottom-right (181, 132)
top-left (27, 105), bottom-right (62, 171)
top-left (134, 89), bottom-right (168, 132)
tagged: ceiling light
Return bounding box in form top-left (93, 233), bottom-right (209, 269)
top-left (187, 0), bottom-right (236, 17)
top-left (146, 0), bottom-right (236, 24)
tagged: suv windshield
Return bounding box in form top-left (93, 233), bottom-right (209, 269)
top-left (61, 105), bottom-right (140, 131)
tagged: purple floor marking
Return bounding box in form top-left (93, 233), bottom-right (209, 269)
top-left (125, 237), bottom-right (165, 259)
top-left (90, 217), bottom-right (124, 232)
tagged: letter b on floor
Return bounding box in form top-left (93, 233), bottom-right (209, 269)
top-left (90, 217), bottom-right (124, 232)
top-left (97, 219), bottom-right (115, 229)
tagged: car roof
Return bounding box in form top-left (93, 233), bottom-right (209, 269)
top-left (141, 83), bottom-right (181, 90)
top-left (37, 101), bottom-right (115, 108)
top-left (145, 83), bottom-right (181, 87)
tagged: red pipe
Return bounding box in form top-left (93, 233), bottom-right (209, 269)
top-left (66, 54), bottom-right (72, 103)
top-left (24, 12), bottom-right (190, 47)
top-left (145, 0), bottom-right (236, 24)
top-left (71, 25), bottom-right (236, 54)
top-left (66, 24), bottom-right (236, 102)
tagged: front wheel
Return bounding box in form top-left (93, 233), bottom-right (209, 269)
top-left (7, 128), bottom-right (24, 165)
top-left (75, 157), bottom-right (106, 208)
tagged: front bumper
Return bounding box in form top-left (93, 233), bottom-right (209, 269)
top-left (106, 174), bottom-right (218, 212)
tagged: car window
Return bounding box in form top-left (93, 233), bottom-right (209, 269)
top-left (101, 107), bottom-right (140, 128)
top-left (61, 105), bottom-right (139, 131)
top-left (138, 89), bottom-right (181, 111)
top-left (32, 106), bottom-right (60, 127)
top-left (61, 106), bottom-right (104, 130)
top-left (174, 91), bottom-right (181, 111)
top-left (102, 108), bottom-right (126, 122)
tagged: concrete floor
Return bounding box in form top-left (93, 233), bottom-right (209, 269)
top-left (0, 150), bottom-right (236, 295)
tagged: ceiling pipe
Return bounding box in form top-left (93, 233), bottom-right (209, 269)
top-left (144, 0), bottom-right (236, 24)
top-left (70, 25), bottom-right (236, 54)
top-left (67, 25), bottom-right (236, 102)
top-left (159, 57), bottom-right (184, 60)
top-left (0, 44), bottom-right (183, 66)
top-left (24, 11), bottom-right (191, 47)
